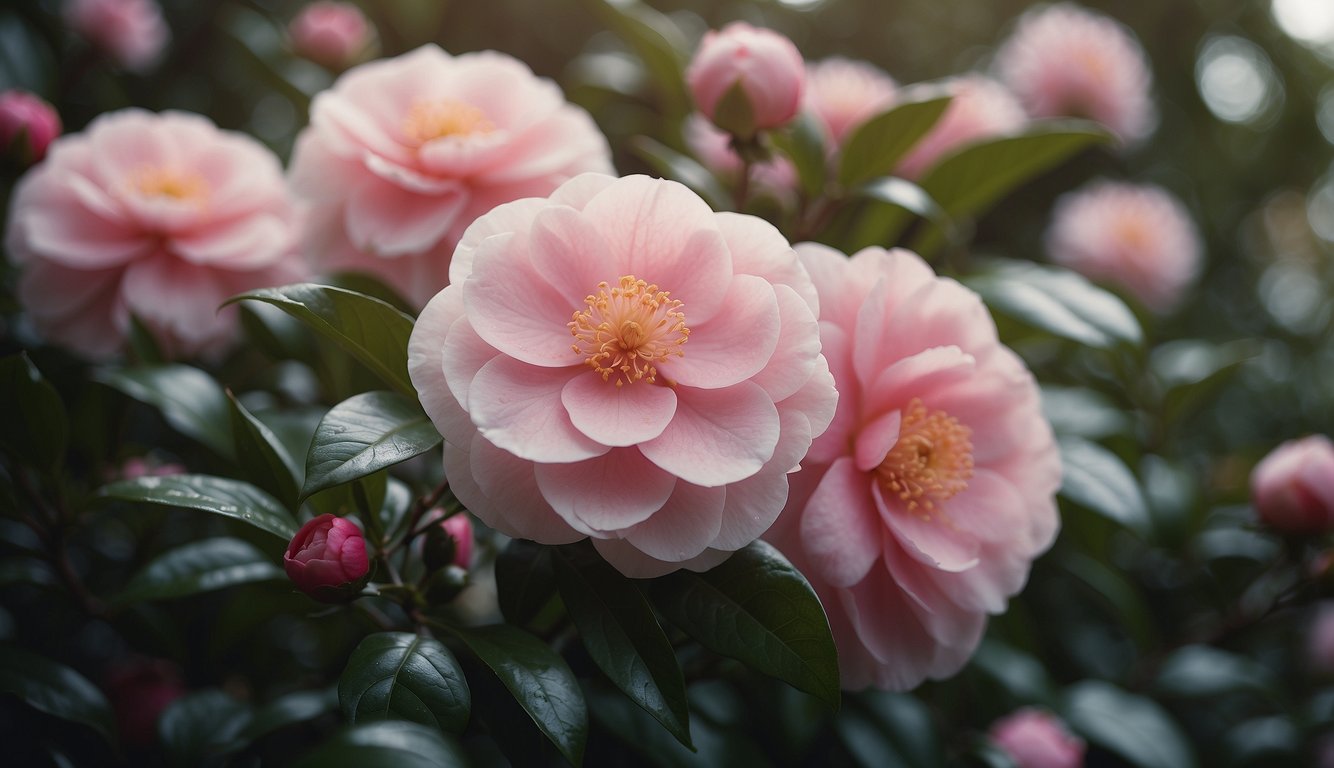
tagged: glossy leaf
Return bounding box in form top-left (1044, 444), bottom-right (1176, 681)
top-left (837, 93), bottom-right (952, 189)
top-left (228, 392), bottom-right (301, 508)
top-left (1062, 680), bottom-right (1196, 768)
top-left (114, 538), bottom-right (284, 605)
top-left (99, 474), bottom-right (298, 540)
top-left (301, 391), bottom-right (441, 502)
top-left (158, 689), bottom-right (253, 768)
top-left (0, 353), bottom-right (67, 473)
top-left (1040, 385), bottom-right (1132, 440)
top-left (1059, 438), bottom-right (1151, 535)
top-left (966, 260), bottom-right (1142, 349)
top-left (495, 539), bottom-right (558, 629)
top-left (1153, 645), bottom-right (1276, 699)
top-left (242, 689), bottom-right (338, 743)
top-left (836, 691), bottom-right (940, 768)
top-left (650, 540), bottom-right (840, 709)
top-left (291, 721), bottom-right (467, 768)
top-left (588, 682), bottom-right (769, 767)
top-left (338, 633), bottom-right (470, 734)
top-left (0, 646), bottom-right (116, 746)
top-left (590, 0), bottom-right (691, 116)
top-left (970, 639), bottom-right (1057, 704)
top-left (632, 136), bottom-right (729, 211)
top-left (96, 364), bottom-right (233, 459)
top-left (771, 111), bottom-right (828, 199)
top-left (856, 176), bottom-right (960, 246)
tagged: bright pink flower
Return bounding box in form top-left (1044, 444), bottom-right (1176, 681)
top-left (0, 90), bottom-right (61, 164)
top-left (1252, 435), bottom-right (1334, 535)
top-left (686, 22), bottom-right (805, 138)
top-left (103, 657), bottom-right (185, 747)
top-left (766, 244), bottom-right (1061, 690)
top-left (5, 109), bottom-right (304, 360)
top-left (803, 57), bottom-right (898, 146)
top-left (64, 0), bottom-right (169, 72)
top-left (683, 113), bottom-right (797, 203)
top-left (441, 514), bottom-right (474, 569)
top-left (288, 45), bottom-right (613, 307)
top-left (995, 3), bottom-right (1155, 144)
top-left (896, 76), bottom-right (1026, 180)
top-left (284, 514), bottom-right (370, 602)
top-left (1045, 180), bottom-right (1202, 313)
top-left (288, 1), bottom-right (376, 71)
top-left (409, 173), bottom-right (837, 577)
top-left (989, 708), bottom-right (1086, 768)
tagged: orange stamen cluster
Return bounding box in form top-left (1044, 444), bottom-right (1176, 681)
top-left (401, 100), bottom-right (495, 144)
top-left (874, 398), bottom-right (975, 516)
top-left (569, 275), bottom-right (689, 387)
top-left (129, 167), bottom-right (209, 205)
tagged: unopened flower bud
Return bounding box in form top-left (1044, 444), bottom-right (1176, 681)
top-left (288, 1), bottom-right (377, 71)
top-left (1252, 435), bottom-right (1334, 534)
top-left (686, 22), bottom-right (805, 139)
top-left (0, 90), bottom-right (60, 166)
top-left (284, 514), bottom-right (370, 602)
top-left (989, 708), bottom-right (1085, 768)
top-left (423, 513), bottom-right (473, 573)
top-left (103, 657), bottom-right (185, 748)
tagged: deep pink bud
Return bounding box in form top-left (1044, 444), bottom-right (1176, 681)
top-left (284, 514), bottom-right (370, 602)
top-left (1252, 435), bottom-right (1334, 534)
top-left (0, 90), bottom-right (60, 165)
top-left (441, 514), bottom-right (474, 569)
top-left (103, 657), bottom-right (185, 747)
top-left (686, 22), bottom-right (805, 138)
top-left (989, 708), bottom-right (1086, 768)
top-left (288, 1), bottom-right (376, 71)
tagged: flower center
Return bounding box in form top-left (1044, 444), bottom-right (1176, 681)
top-left (402, 100), bottom-right (495, 145)
top-left (568, 275), bottom-right (689, 387)
top-left (874, 398), bottom-right (974, 514)
top-left (128, 167), bottom-right (209, 205)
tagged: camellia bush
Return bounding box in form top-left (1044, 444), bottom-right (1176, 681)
top-left (1, 0), bottom-right (1333, 766)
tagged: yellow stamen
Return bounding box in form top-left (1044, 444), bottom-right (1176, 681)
top-left (401, 100), bottom-right (495, 145)
top-left (874, 398), bottom-right (974, 517)
top-left (569, 275), bottom-right (689, 387)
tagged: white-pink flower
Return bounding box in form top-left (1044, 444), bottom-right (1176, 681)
top-left (64, 0), bottom-right (169, 73)
top-left (896, 76), bottom-right (1027, 180)
top-left (288, 44), bottom-right (613, 307)
top-left (288, 1), bottom-right (377, 71)
top-left (5, 109), bottom-right (304, 359)
top-left (766, 244), bottom-right (1061, 690)
top-left (683, 113), bottom-right (797, 203)
top-left (995, 3), bottom-right (1155, 144)
top-left (1252, 435), bottom-right (1334, 535)
top-left (1045, 180), bottom-right (1202, 312)
top-left (803, 57), bottom-right (898, 146)
top-left (409, 173), bottom-right (837, 577)
top-left (686, 22), bottom-right (805, 138)
top-left (989, 708), bottom-right (1086, 768)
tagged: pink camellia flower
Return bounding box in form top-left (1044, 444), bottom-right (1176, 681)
top-left (103, 657), bottom-right (185, 748)
top-left (288, 1), bottom-right (376, 71)
top-left (288, 44), bottom-right (613, 307)
top-left (994, 3), bottom-right (1155, 145)
top-left (1252, 435), bottom-right (1334, 534)
top-left (0, 90), bottom-right (61, 164)
top-left (896, 76), bottom-right (1027, 180)
top-left (5, 109), bottom-right (304, 360)
top-left (1045, 180), bottom-right (1202, 313)
top-left (766, 244), bottom-right (1061, 690)
top-left (989, 708), bottom-right (1086, 768)
top-left (409, 173), bottom-right (837, 577)
top-left (686, 22), bottom-right (805, 139)
top-left (284, 514), bottom-right (371, 602)
top-left (683, 113), bottom-right (797, 203)
top-left (64, 0), bottom-right (170, 73)
top-left (803, 57), bottom-right (898, 146)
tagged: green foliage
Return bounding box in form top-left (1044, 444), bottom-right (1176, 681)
top-left (0, 353), bottom-right (67, 473)
top-left (114, 537), bottom-right (284, 604)
top-left (0, 646), bottom-right (117, 747)
top-left (837, 92), bottom-right (951, 189)
top-left (301, 391), bottom-right (441, 502)
top-left (97, 364), bottom-right (234, 460)
top-left (99, 474), bottom-right (299, 541)
top-left (291, 721), bottom-right (468, 768)
top-left (338, 633), bottom-right (470, 734)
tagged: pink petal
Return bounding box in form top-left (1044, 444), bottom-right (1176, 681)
top-left (364, 154), bottom-right (460, 195)
top-left (639, 381), bottom-right (780, 487)
top-left (408, 286), bottom-right (476, 433)
top-left (715, 212), bottom-right (820, 312)
top-left (535, 448), bottom-right (677, 533)
top-left (439, 314), bottom-right (502, 411)
top-left (20, 174), bottom-right (145, 269)
top-left (855, 410), bottom-right (901, 472)
top-left (590, 537), bottom-right (731, 578)
top-left (170, 214), bottom-right (291, 268)
top-left (527, 205), bottom-right (616, 305)
top-left (449, 197), bottom-right (547, 283)
top-left (862, 346), bottom-right (975, 417)
top-left (771, 409), bottom-right (813, 474)
top-left (712, 471), bottom-right (789, 551)
top-left (804, 324), bottom-right (857, 467)
top-left (16, 259), bottom-right (127, 360)
top-left (749, 284), bottom-right (821, 401)
top-left (469, 433), bottom-right (586, 544)
top-left (943, 469), bottom-right (1027, 544)
top-left (881, 277), bottom-right (998, 366)
top-left (121, 255), bottom-right (234, 353)
top-left (345, 174), bottom-right (465, 257)
top-left (662, 275), bottom-right (780, 389)
top-left (548, 172), bottom-right (617, 210)
top-left (800, 457), bottom-right (882, 587)
top-left (876, 482), bottom-right (981, 573)
top-left (624, 482), bottom-right (726, 561)
top-left (468, 356), bottom-right (607, 463)
top-left (561, 375), bottom-right (677, 446)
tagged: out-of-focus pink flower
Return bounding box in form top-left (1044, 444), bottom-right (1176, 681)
top-left (438, 513), bottom-right (474, 570)
top-left (803, 57), bottom-right (898, 146)
top-left (1252, 435), bottom-right (1334, 535)
top-left (766, 244), bottom-right (1061, 690)
top-left (0, 90), bottom-right (61, 165)
top-left (284, 514), bottom-right (370, 602)
top-left (288, 1), bottom-right (376, 71)
top-left (288, 45), bottom-right (612, 307)
top-left (686, 22), bottom-right (805, 138)
top-left (989, 708), bottom-right (1086, 768)
top-left (117, 456), bottom-right (185, 480)
top-left (64, 0), bottom-right (169, 73)
top-left (994, 2), bottom-right (1155, 144)
top-left (896, 76), bottom-right (1026, 180)
top-left (1045, 180), bottom-right (1202, 313)
top-left (409, 173), bottom-right (837, 577)
top-left (1310, 603), bottom-right (1334, 674)
top-left (5, 109), bottom-right (304, 360)
top-left (683, 113), bottom-right (797, 203)
top-left (103, 657), bottom-right (185, 747)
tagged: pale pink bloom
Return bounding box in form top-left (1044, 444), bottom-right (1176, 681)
top-left (409, 173), bottom-right (837, 577)
top-left (995, 3), bottom-right (1155, 144)
top-left (686, 22), bottom-right (805, 138)
top-left (5, 109), bottom-right (304, 359)
top-left (766, 244), bottom-right (1061, 690)
top-left (64, 0), bottom-right (169, 73)
top-left (803, 57), bottom-right (898, 146)
top-left (683, 113), bottom-right (797, 203)
top-left (1252, 435), bottom-right (1334, 535)
top-left (896, 76), bottom-right (1026, 180)
top-left (1045, 180), bottom-right (1202, 312)
top-left (0, 90), bottom-right (61, 164)
top-left (289, 45), bottom-right (612, 307)
top-left (989, 708), bottom-right (1086, 768)
top-left (288, 1), bottom-right (376, 71)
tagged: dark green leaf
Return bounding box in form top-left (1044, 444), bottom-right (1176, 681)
top-left (966, 260), bottom-right (1142, 349)
top-left (1060, 551), bottom-right (1156, 650)
top-left (1153, 645), bottom-right (1276, 699)
top-left (301, 391), bottom-right (441, 502)
top-left (1059, 438), bottom-right (1151, 535)
top-left (292, 720), bottom-right (468, 768)
top-left (96, 364), bottom-right (233, 459)
top-left (588, 682), bottom-right (769, 768)
top-left (588, 0), bottom-right (691, 116)
top-left (632, 136), bottom-right (729, 211)
top-left (0, 353), bottom-right (68, 473)
top-left (1062, 680), bottom-right (1196, 768)
top-left (837, 93), bottom-right (952, 189)
top-left (1152, 339), bottom-right (1259, 424)
top-left (114, 538), bottom-right (284, 605)
top-left (99, 474), bottom-right (298, 540)
top-left (836, 691), bottom-right (940, 768)
top-left (158, 689), bottom-right (252, 768)
top-left (338, 632), bottom-right (470, 734)
top-left (228, 392), bottom-right (301, 509)
top-left (242, 689), bottom-right (337, 743)
top-left (970, 639), bottom-right (1056, 704)
top-left (1040, 386), bottom-right (1132, 440)
top-left (771, 111), bottom-right (828, 199)
top-left (495, 539), bottom-right (558, 628)
top-left (0, 557), bottom-right (55, 587)
top-left (0, 646), bottom-right (116, 746)
top-left (650, 540), bottom-right (840, 709)
top-left (856, 176), bottom-right (959, 246)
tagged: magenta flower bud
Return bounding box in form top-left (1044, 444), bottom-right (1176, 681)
top-left (989, 708), bottom-right (1086, 768)
top-left (284, 514), bottom-right (370, 602)
top-left (441, 514), bottom-right (473, 569)
top-left (103, 657), bottom-right (185, 748)
top-left (1252, 435), bottom-right (1334, 534)
top-left (686, 22), bottom-right (805, 139)
top-left (288, 1), bottom-right (377, 71)
top-left (0, 90), bottom-right (60, 165)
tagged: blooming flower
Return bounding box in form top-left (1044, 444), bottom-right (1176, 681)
top-left (5, 109), bottom-right (304, 359)
top-left (895, 76), bottom-right (1027, 180)
top-left (803, 57), bottom-right (898, 146)
top-left (288, 1), bottom-right (377, 71)
top-left (64, 0), bottom-right (170, 73)
top-left (994, 2), bottom-right (1155, 144)
top-left (288, 44), bottom-right (613, 307)
top-left (409, 173), bottom-right (837, 577)
top-left (686, 22), bottom-right (805, 138)
top-left (0, 90), bottom-right (61, 165)
top-left (284, 514), bottom-right (371, 602)
top-left (1252, 435), bottom-right (1334, 535)
top-left (766, 244), bottom-right (1061, 690)
top-left (683, 113), bottom-right (797, 203)
top-left (1045, 180), bottom-right (1202, 312)
top-left (989, 708), bottom-right (1086, 768)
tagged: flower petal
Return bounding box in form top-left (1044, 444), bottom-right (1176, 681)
top-left (345, 173), bottom-right (465, 257)
top-left (876, 482), bottom-right (981, 573)
top-left (562, 375), bottom-right (677, 447)
top-left (528, 205), bottom-right (616, 305)
top-left (463, 231), bottom-right (583, 367)
top-left (639, 381), bottom-right (779, 487)
top-left (469, 433), bottom-right (585, 544)
top-left (712, 471), bottom-right (789, 551)
top-left (591, 538), bottom-right (731, 578)
top-left (854, 410), bottom-right (901, 473)
top-left (535, 448), bottom-right (677, 533)
top-left (800, 457), bottom-right (882, 587)
top-left (468, 356), bottom-right (607, 463)
top-left (662, 274), bottom-right (780, 389)
top-left (624, 482), bottom-right (726, 562)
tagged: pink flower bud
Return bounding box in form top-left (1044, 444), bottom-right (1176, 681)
top-left (63, 0), bottom-right (170, 73)
top-left (284, 514), bottom-right (370, 602)
top-left (1252, 435), bottom-right (1334, 534)
top-left (989, 708), bottom-right (1086, 768)
top-left (686, 22), bottom-right (805, 138)
top-left (288, 1), bottom-right (376, 71)
top-left (0, 90), bottom-right (60, 165)
top-left (441, 514), bottom-right (473, 569)
top-left (103, 657), bottom-right (185, 747)
top-left (1310, 602), bottom-right (1334, 674)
